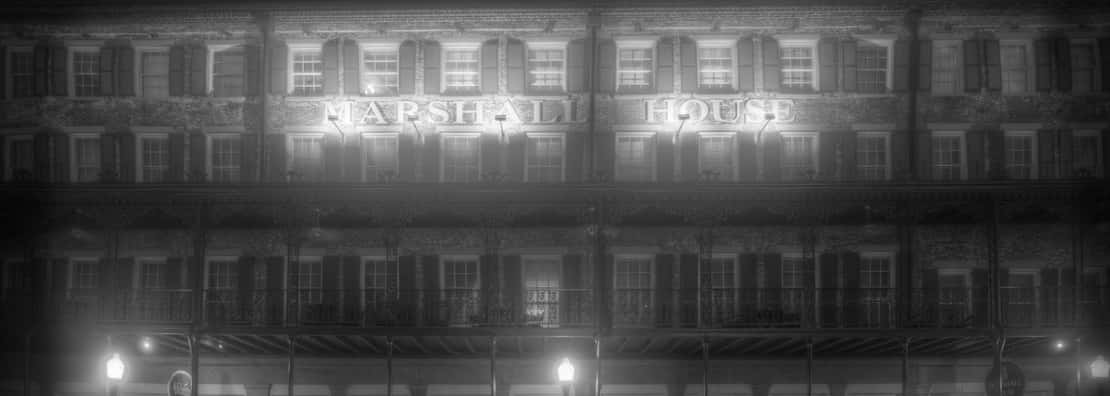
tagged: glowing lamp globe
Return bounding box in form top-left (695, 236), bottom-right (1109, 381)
top-left (1091, 355), bottom-right (1109, 379)
top-left (557, 358), bottom-right (575, 383)
top-left (106, 353), bottom-right (125, 381)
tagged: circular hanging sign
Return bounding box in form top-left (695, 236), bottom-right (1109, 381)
top-left (986, 361), bottom-right (1025, 396)
top-left (168, 370), bottom-right (192, 396)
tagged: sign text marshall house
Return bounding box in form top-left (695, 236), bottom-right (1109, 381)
top-left (322, 98), bottom-right (795, 126)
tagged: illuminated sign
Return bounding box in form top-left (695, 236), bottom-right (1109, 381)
top-left (324, 99), bottom-right (582, 126)
top-left (644, 99), bottom-right (795, 123)
top-left (168, 370), bottom-right (192, 396)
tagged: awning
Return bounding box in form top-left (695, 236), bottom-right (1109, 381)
top-left (510, 385), bottom-right (562, 396)
top-left (600, 384), bottom-right (668, 396)
top-left (684, 384), bottom-right (753, 396)
top-left (427, 385), bottom-right (492, 396)
top-left (347, 385), bottom-right (412, 396)
top-left (271, 385), bottom-right (331, 396)
top-left (845, 384), bottom-right (902, 396)
top-left (769, 384), bottom-right (831, 396)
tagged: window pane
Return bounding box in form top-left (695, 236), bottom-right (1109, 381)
top-left (698, 47), bottom-right (732, 89)
top-left (781, 46), bottom-right (814, 91)
top-left (141, 51), bottom-right (170, 98)
top-left (72, 51), bottom-right (101, 97)
top-left (444, 49), bottom-right (479, 92)
top-left (526, 135), bottom-right (563, 182)
top-left (292, 51), bottom-right (323, 96)
top-left (1004, 134), bottom-right (1034, 179)
top-left (528, 49), bottom-right (564, 89)
top-left (932, 43), bottom-right (960, 94)
top-left (1001, 44), bottom-right (1027, 94)
top-left (141, 137), bottom-right (169, 183)
top-left (71, 260), bottom-right (99, 290)
top-left (11, 52), bottom-right (35, 98)
top-left (442, 135), bottom-right (480, 182)
top-left (364, 135), bottom-right (399, 182)
top-left (1071, 44), bottom-right (1094, 93)
top-left (9, 139), bottom-right (33, 179)
top-left (932, 135), bottom-right (962, 180)
top-left (210, 136), bottom-right (241, 183)
top-left (618, 48), bottom-right (652, 89)
top-left (74, 137), bottom-right (101, 183)
top-left (363, 50), bottom-right (399, 95)
top-left (615, 136), bottom-right (654, 182)
top-left (290, 136), bottom-right (324, 182)
top-left (213, 49), bottom-right (244, 97)
top-left (856, 135), bottom-right (888, 181)
top-left (1073, 134), bottom-right (1101, 177)
top-left (698, 135), bottom-right (733, 180)
top-left (857, 44), bottom-right (888, 93)
top-left (206, 260), bottom-right (238, 290)
top-left (781, 135), bottom-right (816, 181)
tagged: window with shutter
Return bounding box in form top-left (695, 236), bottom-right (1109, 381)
top-left (1072, 130), bottom-right (1102, 178)
top-left (138, 258), bottom-right (168, 289)
top-left (296, 257), bottom-right (323, 304)
top-left (360, 42), bottom-right (400, 96)
top-left (694, 38), bottom-right (736, 91)
top-left (527, 41), bottom-right (566, 92)
top-left (859, 253), bottom-right (893, 327)
top-left (71, 135), bottom-right (101, 183)
top-left (779, 39), bottom-right (819, 93)
top-left (931, 131), bottom-right (966, 180)
top-left (208, 134), bottom-right (241, 183)
top-left (137, 135), bottom-right (169, 183)
top-left (442, 43), bottom-right (481, 94)
top-left (931, 41), bottom-right (962, 94)
top-left (287, 134), bottom-right (325, 182)
top-left (5, 135), bottom-right (33, 181)
top-left (363, 257), bottom-right (399, 304)
top-left (614, 133), bottom-right (656, 182)
top-left (780, 132), bottom-right (818, 181)
top-left (1004, 131), bottom-right (1037, 179)
top-left (697, 133), bottom-right (734, 181)
top-left (9, 48), bottom-right (34, 98)
top-left (613, 255), bottom-right (653, 326)
top-left (291, 51), bottom-right (323, 96)
top-left (525, 133), bottom-right (564, 183)
top-left (440, 134), bottom-right (480, 182)
top-left (855, 132), bottom-right (891, 181)
top-left (137, 49), bottom-right (170, 98)
top-left (523, 255), bottom-right (560, 327)
top-left (208, 44), bottom-right (245, 97)
top-left (362, 133), bottom-right (399, 182)
top-left (70, 48), bottom-right (101, 97)
top-left (616, 39), bottom-right (654, 91)
top-left (855, 39), bottom-right (893, 93)
top-left (1000, 40), bottom-right (1032, 94)
top-left (1071, 40), bottom-right (1096, 93)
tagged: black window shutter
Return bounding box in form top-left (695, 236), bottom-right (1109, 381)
top-left (567, 39), bottom-right (586, 93)
top-left (987, 129), bottom-right (1005, 179)
top-left (506, 133), bottom-right (524, 182)
top-left (841, 252), bottom-right (861, 327)
top-left (654, 254), bottom-right (673, 326)
top-left (656, 129), bottom-right (673, 183)
top-left (561, 254), bottom-right (582, 326)
top-left (244, 44), bottom-right (260, 96)
top-left (839, 131), bottom-right (857, 180)
top-left (99, 46), bottom-right (116, 96)
top-left (1040, 268), bottom-right (1059, 324)
top-left (480, 133), bottom-right (500, 180)
top-left (398, 255), bottom-right (416, 323)
top-left (841, 39), bottom-right (857, 92)
top-left (1059, 128), bottom-right (1074, 177)
top-left (502, 255), bottom-right (522, 324)
top-left (237, 256), bottom-right (256, 319)
top-left (423, 41), bottom-right (441, 95)
top-left (892, 40), bottom-right (909, 92)
top-left (1101, 38), bottom-right (1110, 92)
top-left (116, 258), bottom-right (134, 292)
top-left (763, 253), bottom-right (782, 307)
top-left (342, 40), bottom-right (359, 95)
top-left (169, 44), bottom-right (186, 96)
top-left (99, 133), bottom-right (117, 182)
top-left (398, 41), bottom-right (417, 95)
top-left (1054, 37), bottom-right (1071, 92)
top-left (189, 132), bottom-right (206, 182)
top-left (241, 133), bottom-right (257, 183)
top-left (0, 46), bottom-right (5, 99)
top-left (737, 37), bottom-right (755, 91)
top-left (971, 269), bottom-right (988, 327)
top-left (398, 132), bottom-right (416, 181)
top-left (1034, 39), bottom-right (1052, 92)
top-left (679, 37), bottom-right (697, 93)
top-left (323, 39), bottom-right (340, 95)
top-left (818, 38), bottom-right (838, 92)
top-left (918, 40), bottom-right (932, 92)
top-left (481, 39), bottom-right (499, 94)
top-left (656, 38), bottom-right (674, 94)
top-left (916, 131), bottom-right (931, 180)
top-left (762, 131), bottom-right (781, 181)
top-left (50, 132), bottom-right (68, 183)
top-left (762, 37), bottom-right (781, 92)
top-left (1036, 129), bottom-right (1056, 179)
top-left (565, 132), bottom-right (583, 182)
top-left (117, 46), bottom-right (134, 96)
top-left (341, 256), bottom-right (359, 323)
top-left (269, 41), bottom-right (288, 95)
top-left (818, 252), bottom-right (839, 327)
top-left (118, 132), bottom-right (136, 183)
top-left (966, 130), bottom-right (986, 180)
top-left (678, 254), bottom-right (697, 326)
top-left (323, 134), bottom-right (342, 182)
top-left (681, 131), bottom-right (698, 181)
top-left (923, 269), bottom-right (939, 323)
top-left (422, 133), bottom-right (439, 182)
top-left (32, 44), bottom-right (49, 96)
top-left (420, 255), bottom-right (439, 325)
top-left (188, 44), bottom-right (207, 96)
top-left (322, 256), bottom-right (340, 312)
top-left (818, 131), bottom-right (837, 181)
top-left (33, 132), bottom-right (50, 183)
top-left (984, 40), bottom-right (1001, 91)
top-left (964, 39), bottom-right (982, 92)
top-left (267, 133), bottom-right (287, 183)
top-left (50, 43), bottom-right (67, 96)
top-left (506, 39), bottom-right (525, 94)
top-left (597, 39), bottom-right (615, 93)
top-left (167, 132), bottom-right (186, 183)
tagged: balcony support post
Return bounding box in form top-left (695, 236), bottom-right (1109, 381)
top-left (901, 337), bottom-right (911, 396)
top-left (987, 197), bottom-right (1000, 328)
top-left (806, 338), bottom-right (814, 396)
top-left (1075, 337), bottom-right (1082, 396)
top-left (192, 203), bottom-right (209, 329)
top-left (594, 336), bottom-right (602, 396)
top-left (994, 334), bottom-right (1006, 396)
top-left (189, 334), bottom-right (199, 396)
top-left (702, 338), bottom-right (709, 396)
top-left (288, 335), bottom-right (296, 396)
top-left (387, 336), bottom-right (394, 396)
top-left (490, 337), bottom-right (497, 396)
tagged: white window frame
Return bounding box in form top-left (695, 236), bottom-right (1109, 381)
top-left (1072, 129), bottom-right (1103, 178)
top-left (439, 132), bottom-right (482, 183)
top-left (134, 257), bottom-right (168, 290)
top-left (136, 133), bottom-right (170, 183)
top-left (361, 256), bottom-right (399, 292)
top-left (206, 42), bottom-right (246, 97)
top-left (5, 45), bottom-right (34, 99)
top-left (855, 131), bottom-right (892, 181)
top-left (526, 40), bottom-right (568, 91)
top-left (696, 38), bottom-right (737, 91)
top-left (69, 133), bottom-right (102, 183)
top-left (696, 131), bottom-right (737, 181)
top-left (204, 256), bottom-right (239, 290)
top-left (292, 256), bottom-right (323, 304)
top-left (66, 42), bottom-right (103, 98)
top-left (358, 41), bottom-right (401, 96)
top-left (286, 40), bottom-right (325, 96)
top-left (4, 134), bottom-right (33, 181)
top-left (615, 38), bottom-right (656, 92)
top-left (68, 257), bottom-right (100, 291)
top-left (441, 42), bottom-right (482, 94)
top-left (440, 254), bottom-right (481, 290)
top-left (779, 131), bottom-right (820, 181)
top-left (859, 252), bottom-right (895, 289)
top-left (778, 38), bottom-right (820, 92)
top-left (854, 37), bottom-right (894, 93)
top-left (132, 41), bottom-right (172, 98)
top-left (206, 133), bottom-right (242, 183)
top-left (937, 268), bottom-right (972, 313)
top-left (361, 132), bottom-right (400, 182)
top-left (286, 133), bottom-right (326, 182)
top-left (523, 132), bottom-right (566, 183)
top-left (931, 131), bottom-right (968, 180)
top-left (998, 39), bottom-right (1034, 95)
top-left (1069, 38), bottom-right (1101, 93)
top-left (613, 132), bottom-right (657, 182)
top-left (612, 254), bottom-right (655, 291)
top-left (1003, 130), bottom-right (1038, 180)
top-left (931, 40), bottom-right (964, 95)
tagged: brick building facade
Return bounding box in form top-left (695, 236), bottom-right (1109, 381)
top-left (1, 2), bottom-right (1109, 396)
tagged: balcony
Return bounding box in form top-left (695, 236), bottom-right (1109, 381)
top-left (30, 286), bottom-right (1109, 331)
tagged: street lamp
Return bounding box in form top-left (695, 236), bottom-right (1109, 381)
top-left (495, 114), bottom-right (508, 142)
top-left (106, 353), bottom-right (125, 381)
top-left (557, 358), bottom-right (575, 396)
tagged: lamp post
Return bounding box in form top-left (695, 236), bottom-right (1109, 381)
top-left (557, 358), bottom-right (575, 396)
top-left (495, 114), bottom-right (508, 181)
top-left (327, 114), bottom-right (346, 181)
top-left (754, 112), bottom-right (776, 181)
top-left (105, 353), bottom-right (125, 396)
top-left (673, 113), bottom-right (690, 181)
